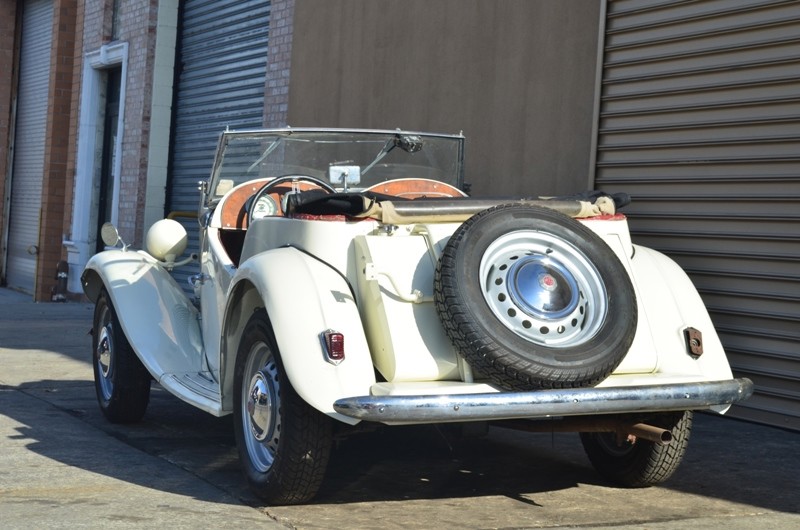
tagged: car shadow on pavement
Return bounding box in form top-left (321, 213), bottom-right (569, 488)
top-left (4, 376), bottom-right (799, 516)
top-left (311, 413), bottom-right (799, 516)
top-left (1, 298), bottom-right (797, 516)
top-left (1, 378), bottom-right (251, 506)
top-left (663, 412), bottom-right (799, 515)
top-left (316, 423), bottom-right (589, 503)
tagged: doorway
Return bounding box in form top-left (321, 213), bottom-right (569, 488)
top-left (95, 67), bottom-right (121, 253)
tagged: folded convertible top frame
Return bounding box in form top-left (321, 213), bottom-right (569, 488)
top-left (358, 197), bottom-right (617, 224)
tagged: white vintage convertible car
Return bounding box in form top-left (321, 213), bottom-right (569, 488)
top-left (82, 128), bottom-right (753, 504)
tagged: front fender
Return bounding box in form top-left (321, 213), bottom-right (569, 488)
top-left (81, 250), bottom-right (205, 381)
top-left (226, 247), bottom-right (375, 424)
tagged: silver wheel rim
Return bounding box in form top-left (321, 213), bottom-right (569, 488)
top-left (96, 312), bottom-right (114, 400)
top-left (479, 230), bottom-right (608, 347)
top-left (241, 341), bottom-right (282, 473)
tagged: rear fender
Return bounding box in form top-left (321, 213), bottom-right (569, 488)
top-left (222, 247), bottom-right (375, 424)
top-left (626, 245), bottom-right (734, 382)
top-left (580, 217), bottom-right (732, 386)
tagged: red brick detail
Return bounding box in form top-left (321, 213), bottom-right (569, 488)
top-left (36, 0), bottom-right (78, 301)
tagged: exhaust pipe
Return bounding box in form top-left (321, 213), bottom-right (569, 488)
top-left (493, 417), bottom-right (673, 445)
top-left (626, 422), bottom-right (672, 444)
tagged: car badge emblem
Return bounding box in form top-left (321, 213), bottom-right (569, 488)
top-left (539, 272), bottom-right (557, 291)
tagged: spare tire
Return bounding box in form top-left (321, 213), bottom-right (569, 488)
top-left (434, 203), bottom-right (637, 390)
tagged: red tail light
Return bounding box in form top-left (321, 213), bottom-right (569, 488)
top-left (322, 330), bottom-right (345, 364)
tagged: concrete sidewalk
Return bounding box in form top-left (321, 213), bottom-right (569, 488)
top-left (0, 289), bottom-right (280, 529)
top-left (1, 287), bottom-right (799, 529)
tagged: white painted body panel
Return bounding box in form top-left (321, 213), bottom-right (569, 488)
top-left (619, 245), bottom-right (733, 382)
top-left (232, 246), bottom-right (376, 424)
top-left (240, 216), bottom-right (379, 273)
top-left (82, 250), bottom-right (222, 415)
top-left (84, 210), bottom-right (737, 422)
top-left (354, 229), bottom-right (459, 381)
top-left (81, 127), bottom-right (747, 431)
top-left (578, 217), bottom-right (658, 375)
top-left (199, 225), bottom-right (236, 376)
top-left (343, 215), bottom-right (727, 389)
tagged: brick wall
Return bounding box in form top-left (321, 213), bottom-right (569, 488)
top-left (81, 0), bottom-right (106, 48)
top-left (17, 0), bottom-right (162, 299)
top-left (0, 0), bottom-right (78, 300)
top-left (78, 0), bottom-right (158, 247)
top-left (264, 0), bottom-right (294, 127)
top-left (62, 0), bottom-right (85, 260)
top-left (115, 0), bottom-right (158, 245)
top-left (36, 0), bottom-right (77, 301)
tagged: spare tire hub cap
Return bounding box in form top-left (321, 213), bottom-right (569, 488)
top-left (479, 231), bottom-right (607, 347)
top-left (509, 257), bottom-right (579, 320)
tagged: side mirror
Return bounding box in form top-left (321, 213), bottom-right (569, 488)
top-left (100, 222), bottom-right (122, 248)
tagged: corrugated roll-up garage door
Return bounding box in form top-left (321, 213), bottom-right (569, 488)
top-left (168, 0), bottom-right (270, 287)
top-left (595, 0), bottom-right (800, 430)
top-left (5, 0), bottom-right (53, 293)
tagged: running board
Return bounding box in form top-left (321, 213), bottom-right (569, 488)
top-left (160, 372), bottom-right (225, 417)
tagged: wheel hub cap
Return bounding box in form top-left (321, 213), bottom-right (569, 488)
top-left (247, 371), bottom-right (274, 442)
top-left (97, 324), bottom-right (112, 378)
top-left (508, 257), bottom-right (579, 320)
top-left (95, 322), bottom-right (115, 400)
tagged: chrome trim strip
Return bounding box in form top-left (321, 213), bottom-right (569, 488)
top-left (333, 378), bottom-right (754, 424)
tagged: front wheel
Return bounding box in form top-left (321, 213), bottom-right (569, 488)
top-left (233, 310), bottom-right (333, 504)
top-left (92, 289), bottom-right (151, 423)
top-left (580, 411), bottom-right (693, 487)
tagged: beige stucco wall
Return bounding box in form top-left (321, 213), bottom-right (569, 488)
top-left (287, 0), bottom-right (602, 197)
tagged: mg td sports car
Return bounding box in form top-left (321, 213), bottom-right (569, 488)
top-left (82, 128), bottom-right (753, 504)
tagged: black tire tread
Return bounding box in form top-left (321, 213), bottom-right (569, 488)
top-left (434, 203), bottom-right (636, 390)
top-left (234, 311), bottom-right (332, 505)
top-left (92, 290), bottom-right (151, 424)
top-left (580, 411), bottom-right (693, 487)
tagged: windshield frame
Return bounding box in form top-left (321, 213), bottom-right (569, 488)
top-left (204, 128), bottom-right (465, 207)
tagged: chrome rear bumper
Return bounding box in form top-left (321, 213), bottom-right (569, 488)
top-left (333, 378), bottom-right (754, 424)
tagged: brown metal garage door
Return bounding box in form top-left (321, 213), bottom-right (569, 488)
top-left (595, 0), bottom-right (800, 430)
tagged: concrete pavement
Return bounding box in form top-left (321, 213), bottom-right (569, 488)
top-left (0, 288), bottom-right (279, 528)
top-left (1, 287), bottom-right (799, 529)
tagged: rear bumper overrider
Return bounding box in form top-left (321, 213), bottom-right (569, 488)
top-left (333, 378), bottom-right (754, 424)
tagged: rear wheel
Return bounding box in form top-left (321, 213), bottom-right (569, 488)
top-left (233, 310), bottom-right (332, 504)
top-left (580, 411), bottom-right (693, 487)
top-left (92, 290), bottom-right (151, 423)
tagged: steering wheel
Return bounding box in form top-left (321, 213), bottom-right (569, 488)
top-left (248, 174), bottom-right (336, 225)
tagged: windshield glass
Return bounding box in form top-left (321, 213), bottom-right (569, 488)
top-left (207, 129), bottom-right (464, 203)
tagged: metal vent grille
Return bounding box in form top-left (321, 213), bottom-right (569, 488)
top-left (167, 0), bottom-right (271, 289)
top-left (596, 0), bottom-right (800, 430)
top-left (5, 0), bottom-right (54, 293)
